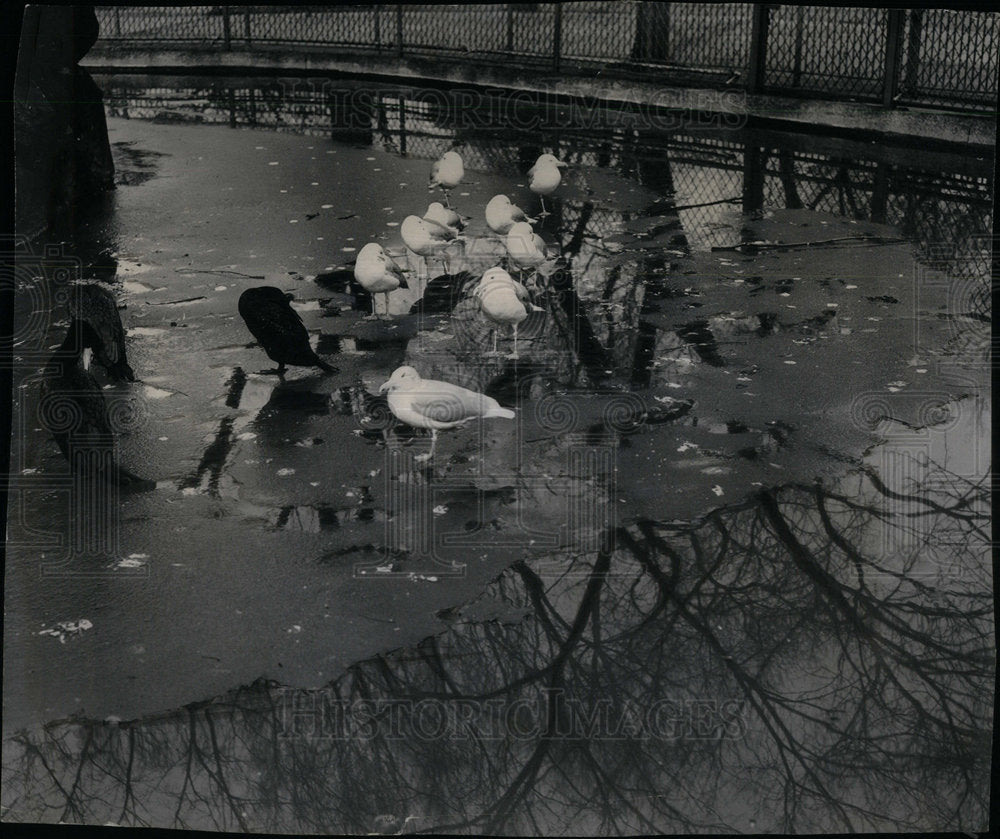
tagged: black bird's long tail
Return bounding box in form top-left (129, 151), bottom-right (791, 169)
top-left (315, 357), bottom-right (339, 374)
top-left (108, 358), bottom-right (137, 383)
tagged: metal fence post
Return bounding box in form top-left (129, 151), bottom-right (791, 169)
top-left (396, 5), bottom-right (404, 57)
top-left (506, 4), bottom-right (514, 53)
top-left (373, 5), bottom-right (381, 49)
top-left (870, 161), bottom-right (890, 222)
top-left (791, 5), bottom-right (804, 87)
top-left (901, 9), bottom-right (924, 97)
top-left (742, 142), bottom-right (765, 214)
top-left (883, 9), bottom-right (904, 107)
top-left (243, 8), bottom-right (252, 45)
top-left (114, 7), bottom-right (122, 37)
top-left (399, 96), bottom-right (407, 156)
top-left (747, 4), bottom-right (770, 94)
top-left (553, 3), bottom-right (563, 71)
top-left (222, 6), bottom-right (231, 50)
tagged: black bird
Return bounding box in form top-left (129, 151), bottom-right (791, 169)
top-left (68, 281), bottom-right (135, 381)
top-left (40, 319), bottom-right (155, 491)
top-left (238, 286), bottom-right (339, 377)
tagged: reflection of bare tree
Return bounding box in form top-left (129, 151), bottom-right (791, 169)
top-left (4, 462), bottom-right (990, 833)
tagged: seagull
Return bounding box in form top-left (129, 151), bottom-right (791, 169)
top-left (354, 243), bottom-right (407, 319)
top-left (238, 286), bottom-right (338, 377)
top-left (379, 365), bottom-right (515, 462)
top-left (423, 201), bottom-right (465, 236)
top-left (474, 267), bottom-right (543, 359)
top-left (505, 221), bottom-right (547, 278)
top-left (528, 153), bottom-right (567, 216)
top-left (39, 319), bottom-right (155, 491)
top-left (429, 150), bottom-right (464, 208)
top-left (485, 194), bottom-right (536, 235)
top-left (402, 214), bottom-right (461, 277)
top-left (68, 281), bottom-right (135, 381)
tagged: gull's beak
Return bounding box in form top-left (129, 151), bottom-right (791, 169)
top-left (555, 159), bottom-right (568, 168)
top-left (378, 381), bottom-right (390, 393)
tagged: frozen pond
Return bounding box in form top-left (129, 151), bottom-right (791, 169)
top-left (3, 78), bottom-right (992, 832)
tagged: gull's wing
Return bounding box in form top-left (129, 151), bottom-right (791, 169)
top-left (409, 381), bottom-right (494, 423)
top-left (510, 280), bottom-right (532, 301)
top-left (423, 218), bottom-right (457, 240)
top-left (385, 258), bottom-right (406, 279)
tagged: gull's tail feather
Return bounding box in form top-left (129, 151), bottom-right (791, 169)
top-left (485, 406), bottom-right (516, 419)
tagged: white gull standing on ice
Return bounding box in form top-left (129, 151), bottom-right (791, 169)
top-left (354, 243), bottom-right (406, 319)
top-left (429, 150), bottom-right (464, 207)
top-left (402, 214), bottom-right (462, 278)
top-left (379, 365), bottom-right (515, 462)
top-left (527, 153), bottom-right (567, 217)
top-left (505, 221), bottom-right (547, 278)
top-left (485, 194), bottom-right (536, 235)
top-left (474, 266), bottom-right (543, 359)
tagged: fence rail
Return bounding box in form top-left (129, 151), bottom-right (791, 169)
top-left (92, 4), bottom-right (999, 113)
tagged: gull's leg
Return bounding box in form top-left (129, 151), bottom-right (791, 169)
top-left (539, 196), bottom-right (548, 218)
top-left (384, 292), bottom-right (391, 319)
top-left (510, 323), bottom-right (519, 360)
top-left (487, 328), bottom-right (499, 358)
top-left (443, 191), bottom-right (452, 210)
top-left (415, 428), bottom-right (436, 462)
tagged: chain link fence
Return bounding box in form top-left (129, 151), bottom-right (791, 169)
top-left (896, 9), bottom-right (999, 109)
top-left (92, 4), bottom-right (998, 112)
top-left (763, 6), bottom-right (889, 99)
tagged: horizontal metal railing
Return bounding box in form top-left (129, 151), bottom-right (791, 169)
top-left (92, 4), bottom-right (999, 113)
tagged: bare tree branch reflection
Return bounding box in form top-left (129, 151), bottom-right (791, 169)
top-left (3, 458), bottom-right (990, 833)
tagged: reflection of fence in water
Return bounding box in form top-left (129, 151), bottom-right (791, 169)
top-left (101, 82), bottom-right (993, 288)
top-left (758, 151), bottom-right (993, 282)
